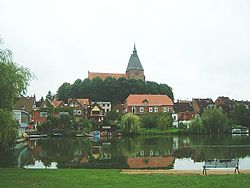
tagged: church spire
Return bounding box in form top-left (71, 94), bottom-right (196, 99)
top-left (126, 43), bottom-right (144, 72)
top-left (133, 42), bottom-right (137, 54)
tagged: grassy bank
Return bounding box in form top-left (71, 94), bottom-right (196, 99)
top-left (138, 128), bottom-right (186, 135)
top-left (1, 168), bottom-right (250, 188)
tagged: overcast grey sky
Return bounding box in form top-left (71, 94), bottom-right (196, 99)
top-left (1, 0), bottom-right (250, 101)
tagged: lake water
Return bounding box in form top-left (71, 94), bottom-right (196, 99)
top-left (1, 134), bottom-right (250, 170)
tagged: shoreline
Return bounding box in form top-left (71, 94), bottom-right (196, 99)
top-left (120, 169), bottom-right (250, 175)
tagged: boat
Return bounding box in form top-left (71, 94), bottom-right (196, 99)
top-left (76, 132), bottom-right (86, 137)
top-left (90, 131), bottom-right (100, 137)
top-left (232, 128), bottom-right (249, 134)
top-left (76, 131), bottom-right (100, 137)
top-left (51, 132), bottom-right (63, 137)
top-left (27, 133), bottom-right (48, 139)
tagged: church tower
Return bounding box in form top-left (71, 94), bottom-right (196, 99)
top-left (126, 44), bottom-right (145, 81)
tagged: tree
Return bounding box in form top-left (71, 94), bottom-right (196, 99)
top-left (46, 91), bottom-right (53, 100)
top-left (0, 40), bottom-right (32, 150)
top-left (103, 109), bottom-right (121, 129)
top-left (0, 57), bottom-right (32, 110)
top-left (56, 77), bottom-right (174, 103)
top-left (0, 109), bottom-right (18, 151)
top-left (141, 113), bottom-right (157, 130)
top-left (231, 103), bottom-right (250, 128)
top-left (120, 113), bottom-right (141, 135)
top-left (189, 116), bottom-right (204, 133)
top-left (157, 113), bottom-right (173, 131)
top-left (201, 107), bottom-right (229, 134)
top-left (77, 118), bottom-right (94, 133)
top-left (56, 82), bottom-right (71, 102)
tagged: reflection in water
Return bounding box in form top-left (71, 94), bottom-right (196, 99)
top-left (1, 135), bottom-right (250, 170)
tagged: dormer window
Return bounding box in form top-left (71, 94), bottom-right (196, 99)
top-left (143, 99), bottom-right (148, 104)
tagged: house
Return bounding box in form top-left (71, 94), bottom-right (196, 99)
top-left (114, 103), bottom-right (126, 113)
top-left (192, 98), bottom-right (214, 115)
top-left (68, 98), bottom-right (90, 120)
top-left (90, 102), bottom-right (104, 123)
top-left (12, 110), bottom-right (29, 136)
top-left (172, 100), bottom-right (195, 128)
top-left (33, 99), bottom-right (54, 124)
top-left (215, 96), bottom-right (234, 114)
top-left (125, 94), bottom-right (174, 115)
top-left (13, 96), bottom-right (36, 121)
top-left (92, 102), bottom-right (111, 115)
top-left (88, 44), bottom-right (145, 81)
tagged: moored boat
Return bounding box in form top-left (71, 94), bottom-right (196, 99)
top-left (232, 128), bottom-right (249, 134)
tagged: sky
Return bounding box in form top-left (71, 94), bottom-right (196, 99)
top-left (1, 0), bottom-right (250, 101)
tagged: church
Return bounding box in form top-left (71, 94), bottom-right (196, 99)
top-left (88, 44), bottom-right (145, 81)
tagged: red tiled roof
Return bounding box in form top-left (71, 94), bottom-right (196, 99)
top-left (127, 156), bottom-right (174, 169)
top-left (126, 94), bottom-right (173, 106)
top-left (68, 98), bottom-right (90, 107)
top-left (51, 100), bottom-right (64, 107)
top-left (88, 71), bottom-right (127, 80)
top-left (77, 99), bottom-right (90, 106)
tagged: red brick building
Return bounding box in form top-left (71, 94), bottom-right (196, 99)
top-left (88, 44), bottom-right (145, 81)
top-left (125, 94), bottom-right (174, 115)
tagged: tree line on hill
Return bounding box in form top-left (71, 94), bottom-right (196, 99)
top-left (56, 77), bottom-right (174, 103)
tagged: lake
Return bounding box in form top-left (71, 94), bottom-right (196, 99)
top-left (1, 134), bottom-right (250, 170)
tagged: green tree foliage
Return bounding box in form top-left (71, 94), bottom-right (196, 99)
top-left (231, 103), bottom-right (250, 128)
top-left (141, 113), bottom-right (173, 130)
top-left (57, 77), bottom-right (173, 103)
top-left (120, 113), bottom-right (141, 135)
top-left (77, 118), bottom-right (95, 133)
top-left (141, 113), bottom-right (157, 130)
top-left (202, 107), bottom-right (229, 134)
top-left (103, 109), bottom-right (121, 129)
top-left (39, 114), bottom-right (74, 133)
top-left (46, 91), bottom-right (53, 100)
top-left (0, 109), bottom-right (17, 151)
top-left (57, 82), bottom-right (71, 102)
top-left (189, 116), bottom-right (204, 133)
top-left (190, 107), bottom-right (229, 134)
top-left (157, 113), bottom-right (173, 131)
top-left (0, 41), bottom-right (32, 151)
top-left (0, 53), bottom-right (32, 110)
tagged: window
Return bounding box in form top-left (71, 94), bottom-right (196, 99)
top-left (59, 112), bottom-right (69, 116)
top-left (149, 107), bottom-right (153, 112)
top-left (163, 107), bottom-right (168, 112)
top-left (39, 112), bottom-right (48, 117)
top-left (140, 107), bottom-right (144, 113)
top-left (143, 99), bottom-right (148, 104)
top-left (132, 106), bottom-right (136, 114)
top-left (76, 110), bottom-right (82, 115)
top-left (73, 110), bottom-right (77, 115)
top-left (154, 107), bottom-right (158, 112)
top-left (173, 115), bottom-right (177, 120)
